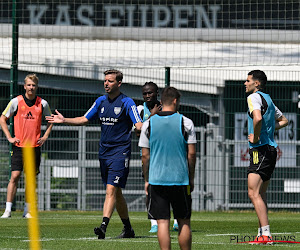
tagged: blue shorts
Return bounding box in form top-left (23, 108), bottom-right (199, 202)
top-left (99, 158), bottom-right (130, 188)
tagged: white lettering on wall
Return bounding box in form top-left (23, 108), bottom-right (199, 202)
top-left (104, 5), bottom-right (124, 26)
top-left (27, 4), bottom-right (49, 24)
top-left (139, 5), bottom-right (149, 27)
top-left (152, 5), bottom-right (171, 27)
top-left (210, 5), bottom-right (221, 28)
top-left (126, 6), bottom-right (136, 27)
top-left (77, 5), bottom-right (94, 26)
top-left (195, 6), bottom-right (212, 28)
top-left (172, 5), bottom-right (193, 28)
top-left (56, 5), bottom-right (71, 25)
top-left (26, 4), bottom-right (220, 28)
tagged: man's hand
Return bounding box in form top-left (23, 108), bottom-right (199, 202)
top-left (46, 109), bottom-right (65, 124)
top-left (150, 104), bottom-right (162, 116)
top-left (248, 133), bottom-right (259, 144)
top-left (134, 122), bottom-right (143, 131)
top-left (37, 136), bottom-right (47, 146)
top-left (189, 179), bottom-right (194, 193)
top-left (144, 181), bottom-right (149, 195)
top-left (8, 137), bottom-right (20, 145)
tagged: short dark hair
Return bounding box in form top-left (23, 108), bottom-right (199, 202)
top-left (161, 87), bottom-right (181, 105)
top-left (104, 69), bottom-right (123, 82)
top-left (143, 81), bottom-right (159, 92)
top-left (248, 70), bottom-right (267, 90)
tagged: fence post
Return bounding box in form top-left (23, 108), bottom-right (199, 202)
top-left (199, 127), bottom-right (206, 211)
top-left (224, 140), bottom-right (230, 210)
top-left (205, 123), bottom-right (225, 211)
top-left (10, 0), bottom-right (18, 101)
top-left (38, 157), bottom-right (45, 211)
top-left (9, 0), bottom-right (19, 178)
top-left (77, 127), bottom-right (84, 210)
top-left (192, 157), bottom-right (200, 211)
top-left (45, 161), bottom-right (51, 211)
top-left (80, 126), bottom-right (87, 211)
top-left (165, 67), bottom-right (170, 87)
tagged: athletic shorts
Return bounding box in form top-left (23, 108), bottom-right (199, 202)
top-left (11, 145), bottom-right (41, 174)
top-left (147, 184), bottom-right (192, 220)
top-left (99, 157), bottom-right (130, 188)
top-left (247, 144), bottom-right (277, 182)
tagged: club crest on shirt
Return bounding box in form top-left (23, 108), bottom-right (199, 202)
top-left (114, 107), bottom-right (121, 115)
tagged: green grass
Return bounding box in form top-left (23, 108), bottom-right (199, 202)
top-left (0, 210), bottom-right (299, 249)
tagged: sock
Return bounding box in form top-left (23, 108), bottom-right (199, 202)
top-left (261, 225), bottom-right (271, 237)
top-left (100, 217), bottom-right (110, 232)
top-left (5, 202), bottom-right (13, 212)
top-left (150, 219), bottom-right (157, 226)
top-left (257, 227), bottom-right (262, 237)
top-left (173, 219), bottom-right (178, 225)
top-left (121, 218), bottom-right (132, 230)
top-left (24, 203), bottom-right (30, 214)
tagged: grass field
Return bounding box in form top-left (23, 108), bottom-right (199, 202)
top-left (0, 210), bottom-right (299, 249)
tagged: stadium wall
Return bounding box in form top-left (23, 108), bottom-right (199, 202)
top-left (1, 24), bottom-right (300, 42)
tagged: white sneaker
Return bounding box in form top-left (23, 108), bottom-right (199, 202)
top-left (23, 213), bottom-right (33, 218)
top-left (1, 211), bottom-right (11, 218)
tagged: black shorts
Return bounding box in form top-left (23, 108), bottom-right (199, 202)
top-left (11, 146), bottom-right (41, 174)
top-left (247, 144), bottom-right (277, 182)
top-left (148, 184), bottom-right (192, 220)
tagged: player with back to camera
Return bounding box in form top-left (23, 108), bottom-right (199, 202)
top-left (46, 69), bottom-right (142, 239)
top-left (0, 73), bottom-right (53, 219)
top-left (139, 87), bottom-right (196, 250)
top-left (244, 70), bottom-right (288, 244)
top-left (137, 82), bottom-right (179, 233)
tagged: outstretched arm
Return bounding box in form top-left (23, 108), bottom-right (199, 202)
top-left (46, 109), bottom-right (89, 126)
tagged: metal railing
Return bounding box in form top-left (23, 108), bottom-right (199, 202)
top-left (1, 124), bottom-right (299, 211)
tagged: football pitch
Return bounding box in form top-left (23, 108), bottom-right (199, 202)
top-left (0, 211), bottom-right (299, 249)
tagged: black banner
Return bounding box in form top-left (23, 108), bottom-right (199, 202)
top-left (1, 0), bottom-right (299, 30)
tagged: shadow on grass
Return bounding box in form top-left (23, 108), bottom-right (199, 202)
top-left (108, 235), bottom-right (157, 239)
top-left (133, 235), bottom-right (157, 239)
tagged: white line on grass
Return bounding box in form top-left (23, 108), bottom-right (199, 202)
top-left (0, 236), bottom-right (28, 239)
top-left (206, 233), bottom-right (238, 236)
top-left (38, 215), bottom-right (150, 221)
top-left (36, 215), bottom-right (233, 222)
top-left (272, 232), bottom-right (300, 235)
top-left (20, 236), bottom-right (299, 247)
top-left (22, 236), bottom-right (158, 242)
top-left (1, 249), bottom-right (28, 250)
top-left (21, 237), bottom-right (233, 246)
top-left (206, 232), bottom-right (300, 236)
